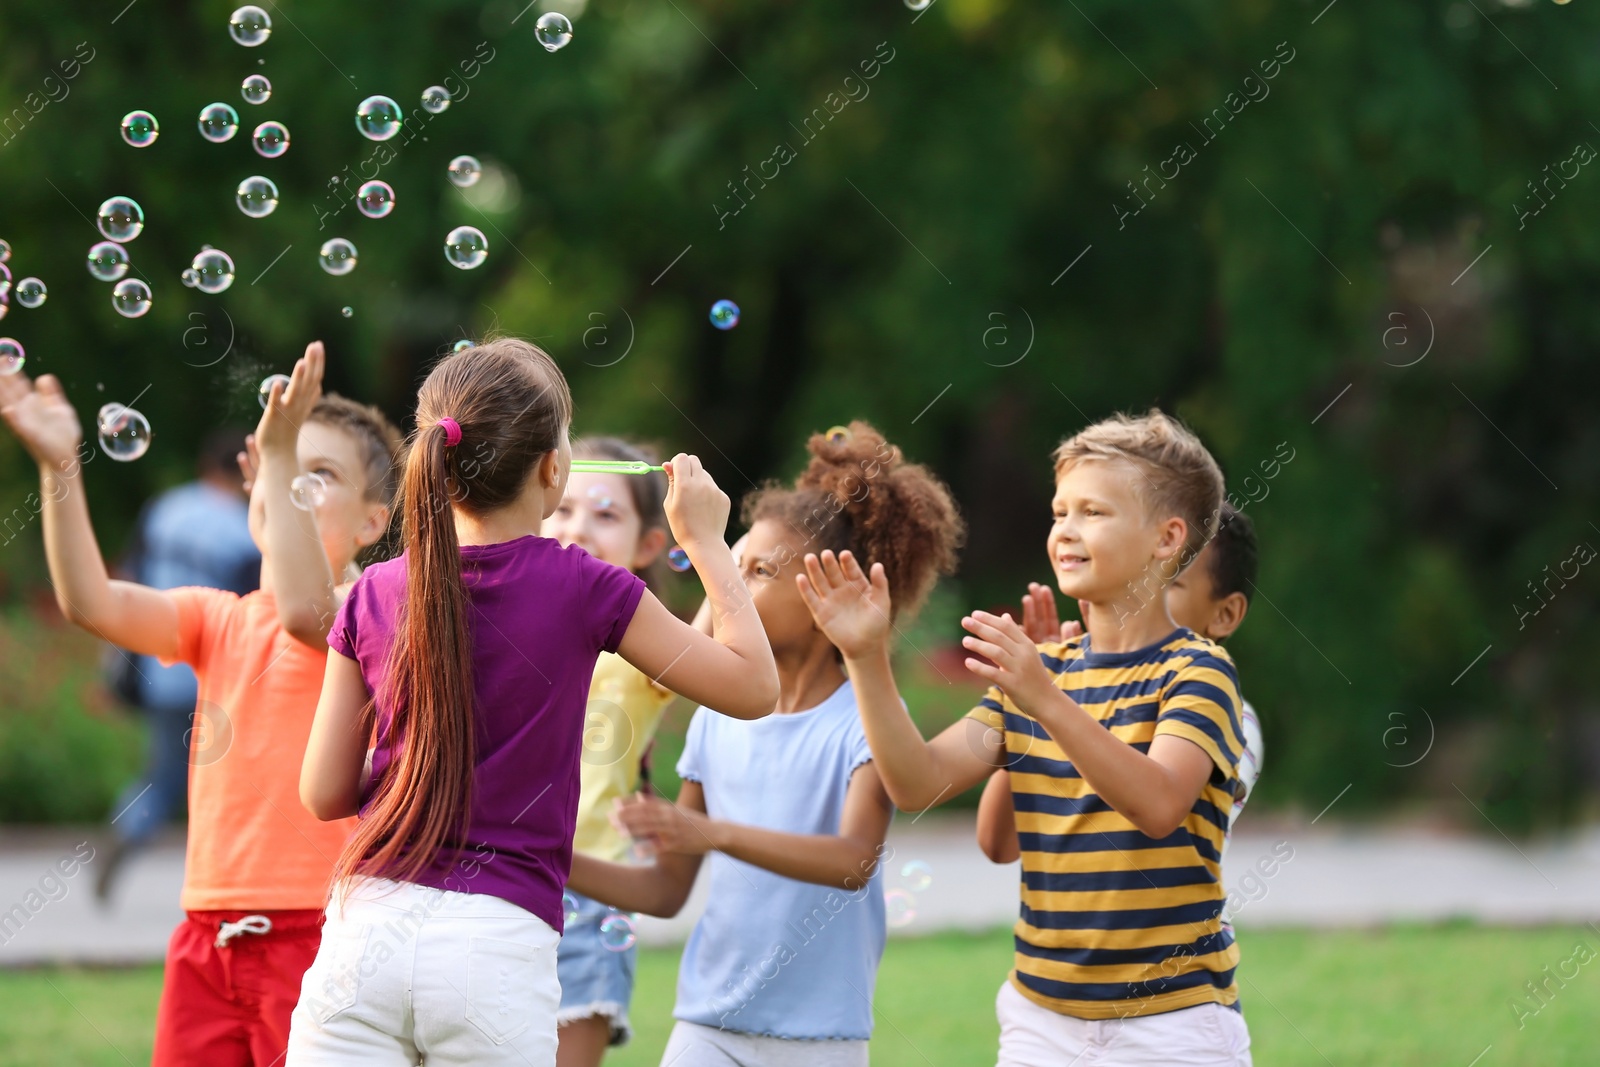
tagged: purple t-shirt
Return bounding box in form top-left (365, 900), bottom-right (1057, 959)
top-left (329, 534), bottom-right (646, 932)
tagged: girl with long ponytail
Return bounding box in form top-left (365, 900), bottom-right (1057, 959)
top-left (289, 339), bottom-right (778, 1067)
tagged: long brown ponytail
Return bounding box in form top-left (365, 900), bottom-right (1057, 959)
top-left (331, 338), bottom-right (573, 891)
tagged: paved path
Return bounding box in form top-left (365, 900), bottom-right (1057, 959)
top-left (3, 816), bottom-right (1599, 967)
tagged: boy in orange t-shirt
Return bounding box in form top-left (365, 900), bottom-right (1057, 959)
top-left (0, 343), bottom-right (400, 1066)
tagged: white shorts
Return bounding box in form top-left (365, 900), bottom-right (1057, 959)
top-left (996, 979), bottom-right (1252, 1067)
top-left (660, 1020), bottom-right (870, 1067)
top-left (286, 877), bottom-right (561, 1067)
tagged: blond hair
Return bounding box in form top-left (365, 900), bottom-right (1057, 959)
top-left (1051, 408), bottom-right (1223, 573)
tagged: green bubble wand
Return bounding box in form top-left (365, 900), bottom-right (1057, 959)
top-left (570, 459), bottom-right (666, 476)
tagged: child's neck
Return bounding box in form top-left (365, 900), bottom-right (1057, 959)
top-left (1083, 596), bottom-right (1180, 654)
top-left (454, 505), bottom-right (543, 547)
top-left (771, 637), bottom-right (847, 715)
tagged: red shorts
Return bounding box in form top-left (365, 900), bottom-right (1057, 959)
top-left (152, 909), bottom-right (325, 1067)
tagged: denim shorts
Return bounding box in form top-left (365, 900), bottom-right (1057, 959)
top-left (555, 890), bottom-right (637, 1046)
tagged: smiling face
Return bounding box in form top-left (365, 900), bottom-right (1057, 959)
top-left (1047, 459), bottom-right (1186, 604)
top-left (247, 419), bottom-right (390, 576)
top-left (543, 469), bottom-right (664, 572)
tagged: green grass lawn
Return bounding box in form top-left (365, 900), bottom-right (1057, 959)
top-left (3, 925), bottom-right (1597, 1066)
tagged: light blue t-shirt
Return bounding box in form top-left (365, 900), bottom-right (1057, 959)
top-left (674, 678), bottom-right (889, 1040)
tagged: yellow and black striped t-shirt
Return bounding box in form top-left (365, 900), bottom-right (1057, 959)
top-left (966, 627), bottom-right (1245, 1020)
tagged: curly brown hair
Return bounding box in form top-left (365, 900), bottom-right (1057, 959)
top-left (740, 420), bottom-right (965, 622)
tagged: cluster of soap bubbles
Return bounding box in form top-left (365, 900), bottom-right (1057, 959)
top-left (0, 238), bottom-right (49, 328)
top-left (98, 403), bottom-right (152, 462)
top-left (885, 860), bottom-right (934, 929)
top-left (559, 892), bottom-right (637, 951)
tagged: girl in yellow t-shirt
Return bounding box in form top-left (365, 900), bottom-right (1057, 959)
top-left (542, 436), bottom-right (674, 1066)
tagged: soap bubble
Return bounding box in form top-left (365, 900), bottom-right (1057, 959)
top-left (444, 226), bottom-right (488, 270)
top-left (825, 425), bottom-right (850, 443)
top-left (112, 278), bottom-right (152, 318)
top-left (341, 306), bottom-right (353, 318)
top-left (97, 197), bottom-right (145, 243)
top-left (97, 404), bottom-right (152, 461)
top-left (236, 175), bottom-right (279, 218)
top-left (421, 85), bottom-right (451, 113)
top-left (598, 912), bottom-right (636, 952)
top-left (0, 240), bottom-right (9, 263)
top-left (241, 74), bottom-right (272, 104)
top-left (290, 472), bottom-right (328, 510)
top-left (885, 889), bottom-right (917, 928)
top-left (447, 155), bottom-right (482, 188)
top-left (252, 120), bottom-right (290, 158)
top-left (356, 180), bottom-right (395, 218)
top-left (198, 102), bottom-right (240, 143)
top-left (229, 5), bottom-right (272, 46)
top-left (181, 268), bottom-right (200, 288)
top-left (258, 373), bottom-right (291, 408)
top-left (319, 238), bottom-right (358, 275)
top-left (905, 0), bottom-right (932, 9)
top-left (452, 339), bottom-right (474, 352)
top-left (562, 891), bottom-right (580, 925)
top-left (354, 95), bottom-right (402, 141)
top-left (120, 110), bottom-right (159, 147)
top-left (0, 338), bottom-right (24, 376)
top-left (901, 860), bottom-right (933, 892)
top-left (666, 546), bottom-right (691, 573)
top-left (87, 241), bottom-right (130, 282)
top-left (585, 484), bottom-right (615, 510)
top-left (536, 12), bottom-right (573, 51)
top-left (191, 249), bottom-right (236, 294)
top-left (709, 299), bottom-right (740, 330)
top-left (15, 278), bottom-right (46, 308)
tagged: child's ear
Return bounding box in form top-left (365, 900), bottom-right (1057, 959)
top-left (356, 501), bottom-right (391, 549)
top-left (632, 526), bottom-right (669, 571)
top-left (1208, 591), bottom-right (1249, 641)
top-left (1152, 516), bottom-right (1188, 568)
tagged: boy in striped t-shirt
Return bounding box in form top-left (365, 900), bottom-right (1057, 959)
top-left (801, 409), bottom-right (1251, 1064)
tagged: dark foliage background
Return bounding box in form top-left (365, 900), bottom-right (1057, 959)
top-left (1, 0), bottom-right (1596, 828)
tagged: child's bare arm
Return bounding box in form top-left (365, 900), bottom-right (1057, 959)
top-left (0, 371), bottom-right (180, 658)
top-left (975, 770), bottom-right (1020, 864)
top-left (257, 342), bottom-right (339, 648)
top-left (301, 651), bottom-right (370, 820)
top-left (566, 781), bottom-right (710, 917)
top-left (616, 764), bottom-right (893, 890)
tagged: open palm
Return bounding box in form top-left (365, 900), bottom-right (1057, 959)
top-left (797, 549), bottom-right (893, 658)
top-left (0, 372), bottom-right (83, 469)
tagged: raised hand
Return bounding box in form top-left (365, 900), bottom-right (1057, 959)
top-left (962, 609), bottom-right (1061, 716)
top-left (0, 371), bottom-right (84, 471)
top-left (256, 341), bottom-right (325, 459)
top-left (1019, 582), bottom-right (1088, 644)
top-left (661, 453), bottom-right (730, 552)
top-left (796, 549), bottom-right (893, 659)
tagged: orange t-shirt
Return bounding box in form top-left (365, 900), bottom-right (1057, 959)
top-left (160, 587), bottom-right (357, 910)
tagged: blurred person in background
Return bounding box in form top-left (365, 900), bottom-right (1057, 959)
top-left (95, 429), bottom-right (261, 904)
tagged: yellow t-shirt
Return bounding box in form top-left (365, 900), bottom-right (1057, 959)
top-left (573, 651), bottom-right (676, 863)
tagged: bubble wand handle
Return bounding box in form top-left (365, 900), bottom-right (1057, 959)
top-left (569, 459), bottom-right (666, 476)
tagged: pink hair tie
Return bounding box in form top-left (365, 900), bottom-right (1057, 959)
top-left (437, 417), bottom-right (462, 447)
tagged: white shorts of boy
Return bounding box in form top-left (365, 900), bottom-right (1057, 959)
top-left (660, 1020), bottom-right (869, 1067)
top-left (996, 979), bottom-right (1253, 1067)
top-left (286, 876), bottom-right (561, 1067)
